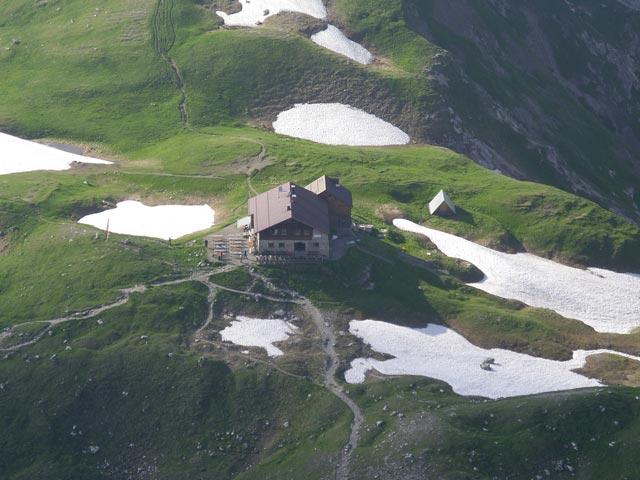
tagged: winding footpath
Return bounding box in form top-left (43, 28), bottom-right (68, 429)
top-left (1, 265), bottom-right (363, 479)
top-left (0, 285), bottom-right (146, 352)
top-left (300, 298), bottom-right (363, 480)
top-left (250, 271), bottom-right (363, 480)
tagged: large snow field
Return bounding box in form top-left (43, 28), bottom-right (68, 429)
top-left (0, 132), bottom-right (112, 175)
top-left (219, 316), bottom-right (298, 357)
top-left (273, 103), bottom-right (410, 146)
top-left (393, 219), bottom-right (640, 334)
top-left (216, 0), bottom-right (326, 27)
top-left (311, 25), bottom-right (373, 65)
top-left (345, 320), bottom-right (640, 398)
top-left (78, 200), bottom-right (214, 240)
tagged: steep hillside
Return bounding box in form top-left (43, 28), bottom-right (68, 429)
top-left (328, 0), bottom-right (640, 222)
top-left (2, 0), bottom-right (640, 479)
top-left (404, 0), bottom-right (640, 222)
top-left (3, 0), bottom-right (638, 223)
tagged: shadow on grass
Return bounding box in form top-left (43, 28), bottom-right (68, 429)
top-left (440, 207), bottom-right (525, 253)
top-left (445, 206), bottom-right (476, 226)
top-left (263, 239), bottom-right (448, 327)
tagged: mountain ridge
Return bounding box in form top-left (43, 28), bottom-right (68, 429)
top-left (2, 1), bottom-right (640, 478)
top-left (402, 0), bottom-right (640, 223)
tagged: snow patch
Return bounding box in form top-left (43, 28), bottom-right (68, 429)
top-left (220, 316), bottom-right (298, 357)
top-left (311, 25), bottom-right (373, 65)
top-left (216, 0), bottom-right (326, 27)
top-left (0, 132), bottom-right (112, 175)
top-left (393, 219), bottom-right (640, 334)
top-left (273, 103), bottom-right (410, 146)
top-left (346, 320), bottom-right (640, 398)
top-left (78, 200), bottom-right (214, 240)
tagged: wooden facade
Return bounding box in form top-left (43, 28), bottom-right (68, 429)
top-left (254, 219), bottom-right (330, 257)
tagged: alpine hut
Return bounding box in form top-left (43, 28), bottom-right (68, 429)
top-left (248, 182), bottom-right (331, 258)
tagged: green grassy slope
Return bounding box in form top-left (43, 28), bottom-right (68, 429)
top-left (2, 0), bottom-right (639, 223)
top-left (0, 283), bottom-right (350, 480)
top-left (1, 127), bottom-right (638, 332)
top-left (0, 162), bottom-right (249, 326)
top-left (0, 0), bottom-right (181, 151)
top-left (1, 0), bottom-right (640, 478)
top-left (349, 377), bottom-right (640, 479)
top-left (2, 0), bottom-right (637, 270)
top-left (245, 134), bottom-right (640, 270)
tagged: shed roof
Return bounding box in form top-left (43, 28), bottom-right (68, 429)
top-left (428, 189), bottom-right (456, 215)
top-left (248, 182), bottom-right (330, 234)
top-left (305, 175), bottom-right (352, 207)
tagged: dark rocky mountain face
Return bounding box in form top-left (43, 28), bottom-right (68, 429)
top-left (405, 0), bottom-right (640, 223)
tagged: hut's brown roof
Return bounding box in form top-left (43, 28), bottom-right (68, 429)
top-left (305, 175), bottom-right (352, 207)
top-left (248, 182), bottom-right (330, 234)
